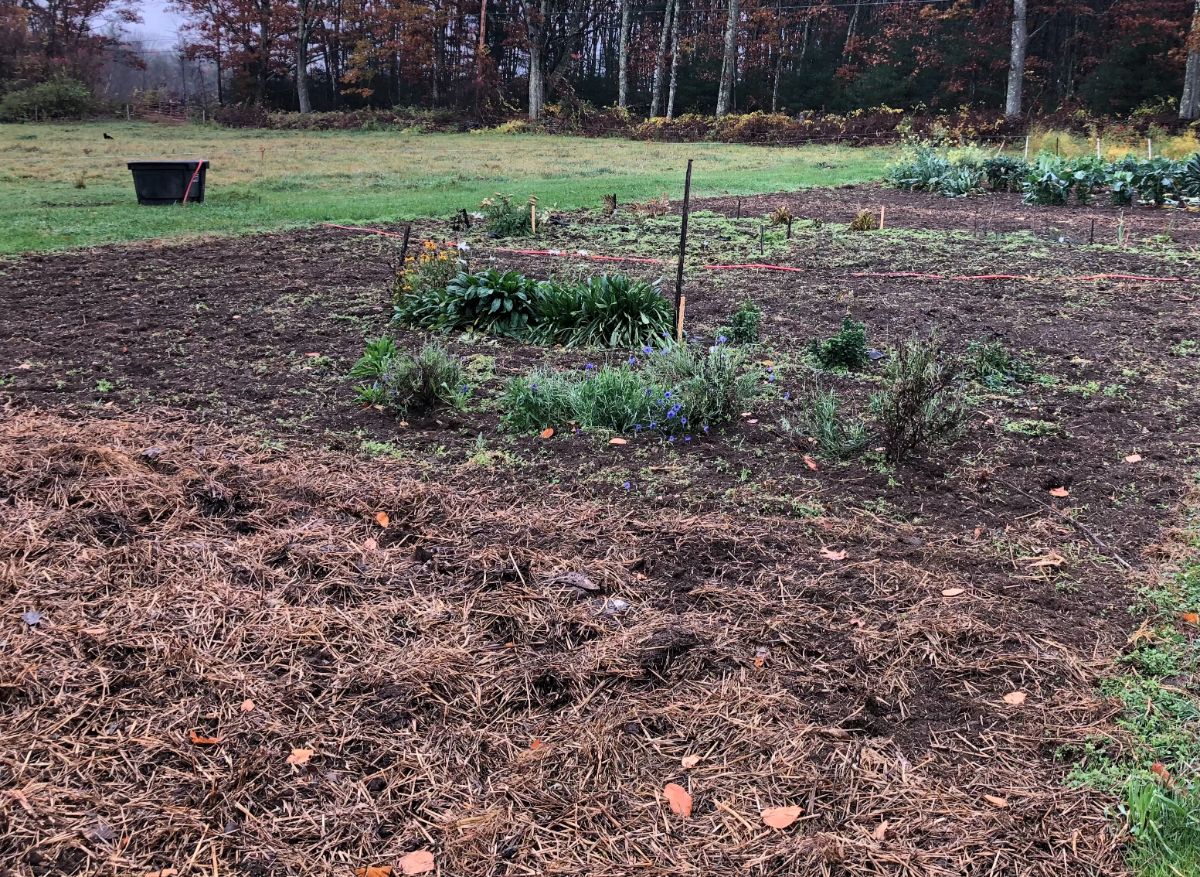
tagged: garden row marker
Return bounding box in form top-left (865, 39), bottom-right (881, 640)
top-left (1148, 137), bottom-right (1154, 160)
top-left (1089, 217), bottom-right (1096, 245)
top-left (674, 158), bottom-right (693, 340)
top-left (759, 223), bottom-right (764, 255)
top-left (529, 195), bottom-right (538, 234)
top-left (1023, 136), bottom-right (1030, 162)
top-left (1095, 137), bottom-right (1102, 160)
top-left (879, 205), bottom-right (886, 230)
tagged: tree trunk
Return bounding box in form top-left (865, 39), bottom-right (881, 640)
top-left (256, 0), bottom-right (271, 105)
top-left (1004, 0), bottom-right (1027, 119)
top-left (771, 28), bottom-right (784, 113)
top-left (617, 0), bottom-right (630, 108)
top-left (716, 0), bottom-right (739, 116)
top-left (525, 0), bottom-right (547, 120)
top-left (650, 0), bottom-right (674, 117)
top-left (296, 0), bottom-right (312, 113)
top-left (843, 0), bottom-right (860, 58)
top-left (666, 0), bottom-right (681, 119)
top-left (1183, 0), bottom-right (1200, 119)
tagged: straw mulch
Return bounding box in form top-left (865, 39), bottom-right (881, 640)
top-left (0, 411), bottom-right (1128, 876)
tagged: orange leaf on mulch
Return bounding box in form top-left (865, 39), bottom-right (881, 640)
top-left (188, 730), bottom-right (224, 746)
top-left (664, 782), bottom-right (692, 817)
top-left (761, 805), bottom-right (802, 829)
top-left (287, 748), bottom-right (314, 766)
top-left (375, 511), bottom-right (390, 528)
top-left (355, 867), bottom-right (393, 877)
top-left (1048, 487), bottom-right (1069, 498)
top-left (539, 427), bottom-right (554, 439)
top-left (398, 850), bottom-right (435, 875)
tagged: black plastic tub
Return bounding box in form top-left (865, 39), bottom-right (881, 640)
top-left (127, 160), bottom-right (210, 205)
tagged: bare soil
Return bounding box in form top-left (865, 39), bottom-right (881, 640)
top-left (2, 186), bottom-right (1200, 875)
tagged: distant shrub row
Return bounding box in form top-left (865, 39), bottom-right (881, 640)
top-left (0, 77), bottom-right (93, 122)
top-left (889, 144), bottom-right (1200, 207)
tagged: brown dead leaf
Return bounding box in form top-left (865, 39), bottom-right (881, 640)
top-left (375, 511), bottom-right (390, 528)
top-left (761, 805), bottom-right (802, 829)
top-left (355, 868), bottom-right (393, 877)
top-left (1124, 453), bottom-right (1143, 464)
top-left (1002, 691), bottom-right (1027, 706)
top-left (803, 455), bottom-right (819, 471)
top-left (240, 699), bottom-right (255, 713)
top-left (817, 727), bottom-right (852, 739)
top-left (663, 782), bottom-right (692, 817)
top-left (529, 738), bottom-right (544, 750)
top-left (820, 547), bottom-right (847, 561)
top-left (188, 730), bottom-right (224, 746)
top-left (753, 645), bottom-right (769, 668)
top-left (941, 587), bottom-right (966, 597)
top-left (681, 754), bottom-right (701, 769)
top-left (363, 537), bottom-right (378, 551)
top-left (539, 427), bottom-right (555, 439)
top-left (1048, 486), bottom-right (1069, 498)
top-left (609, 437), bottom-right (628, 446)
top-left (871, 821), bottom-right (889, 841)
top-left (145, 870), bottom-right (178, 877)
top-left (983, 794), bottom-right (1008, 808)
top-left (286, 748), bottom-right (314, 766)
top-left (398, 850), bottom-right (435, 875)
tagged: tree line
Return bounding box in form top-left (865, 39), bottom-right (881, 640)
top-left (5, 0), bottom-right (1200, 121)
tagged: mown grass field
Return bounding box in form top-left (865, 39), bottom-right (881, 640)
top-left (0, 122), bottom-right (895, 254)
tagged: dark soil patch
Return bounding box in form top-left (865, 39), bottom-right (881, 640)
top-left (2, 187), bottom-right (1200, 872)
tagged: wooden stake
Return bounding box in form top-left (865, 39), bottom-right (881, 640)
top-left (1089, 217), bottom-right (1095, 245)
top-left (759, 223), bottom-right (764, 255)
top-left (879, 205), bottom-right (885, 230)
top-left (675, 295), bottom-right (687, 342)
top-left (460, 208), bottom-right (471, 229)
top-left (674, 159), bottom-right (693, 336)
top-left (735, 197), bottom-right (741, 219)
top-left (529, 195), bottom-right (537, 234)
top-left (1147, 137), bottom-right (1153, 160)
top-left (1055, 136), bottom-right (1060, 156)
top-left (1024, 135), bottom-right (1030, 161)
top-left (1095, 137), bottom-right (1101, 160)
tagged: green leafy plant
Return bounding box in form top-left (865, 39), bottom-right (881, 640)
top-left (982, 156), bottom-right (1029, 192)
top-left (535, 275), bottom-right (674, 348)
top-left (480, 193), bottom-right (535, 238)
top-left (500, 340), bottom-right (757, 437)
top-left (1023, 155), bottom-right (1074, 205)
top-left (721, 298), bottom-right (762, 344)
top-left (811, 315), bottom-right (869, 371)
top-left (396, 268), bottom-right (542, 337)
top-left (787, 387), bottom-right (868, 459)
top-left (966, 339), bottom-right (1030, 389)
top-left (349, 338), bottom-right (468, 414)
top-left (0, 77), bottom-right (93, 122)
top-left (870, 334), bottom-right (965, 462)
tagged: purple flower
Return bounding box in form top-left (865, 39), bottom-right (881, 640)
top-left (585, 363), bottom-right (596, 371)
top-left (623, 481), bottom-right (632, 491)
top-left (628, 355), bottom-right (638, 366)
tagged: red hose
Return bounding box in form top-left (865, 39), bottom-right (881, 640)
top-left (181, 160), bottom-right (205, 205)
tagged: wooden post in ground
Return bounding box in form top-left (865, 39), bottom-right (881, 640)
top-left (674, 159), bottom-right (693, 341)
top-left (395, 223), bottom-right (412, 307)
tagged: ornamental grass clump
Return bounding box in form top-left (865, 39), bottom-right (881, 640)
top-left (500, 339), bottom-right (758, 438)
top-left (349, 338), bottom-right (468, 415)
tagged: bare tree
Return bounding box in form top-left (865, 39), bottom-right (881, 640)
top-left (1183, 0), bottom-right (1200, 119)
top-left (666, 0), bottom-right (681, 118)
top-left (715, 0), bottom-right (739, 116)
top-left (650, 0), bottom-right (673, 117)
top-left (1004, 0), bottom-right (1027, 119)
top-left (617, 0), bottom-right (630, 108)
top-left (296, 0), bottom-right (312, 112)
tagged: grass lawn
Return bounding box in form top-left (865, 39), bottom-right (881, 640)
top-left (0, 122), bottom-right (894, 254)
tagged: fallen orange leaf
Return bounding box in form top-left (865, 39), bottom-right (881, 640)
top-left (941, 587), bottom-right (966, 597)
top-left (820, 547), bottom-right (847, 561)
top-left (240, 699), bottom-right (255, 713)
top-left (144, 870), bottom-right (178, 877)
top-left (1181, 612), bottom-right (1199, 625)
top-left (663, 782), bottom-right (692, 818)
top-left (529, 738), bottom-right (544, 750)
top-left (375, 511), bottom-right (390, 528)
top-left (287, 748), bottom-right (314, 766)
top-left (871, 821), bottom-right (889, 841)
top-left (609, 437), bottom-right (628, 446)
top-left (1002, 691), bottom-right (1027, 706)
top-left (1048, 486), bottom-right (1069, 498)
top-left (188, 730), bottom-right (224, 746)
top-left (363, 537), bottom-right (378, 551)
top-left (1124, 453), bottom-right (1143, 464)
top-left (760, 805), bottom-right (802, 829)
top-left (1151, 762), bottom-right (1173, 785)
top-left (681, 754), bottom-right (701, 769)
top-left (539, 427), bottom-right (555, 439)
top-left (983, 794), bottom-right (1008, 808)
top-left (398, 850), bottom-right (435, 875)
top-left (803, 455), bottom-right (819, 471)
top-left (1027, 551), bottom-right (1065, 568)
top-left (355, 868), bottom-right (393, 877)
